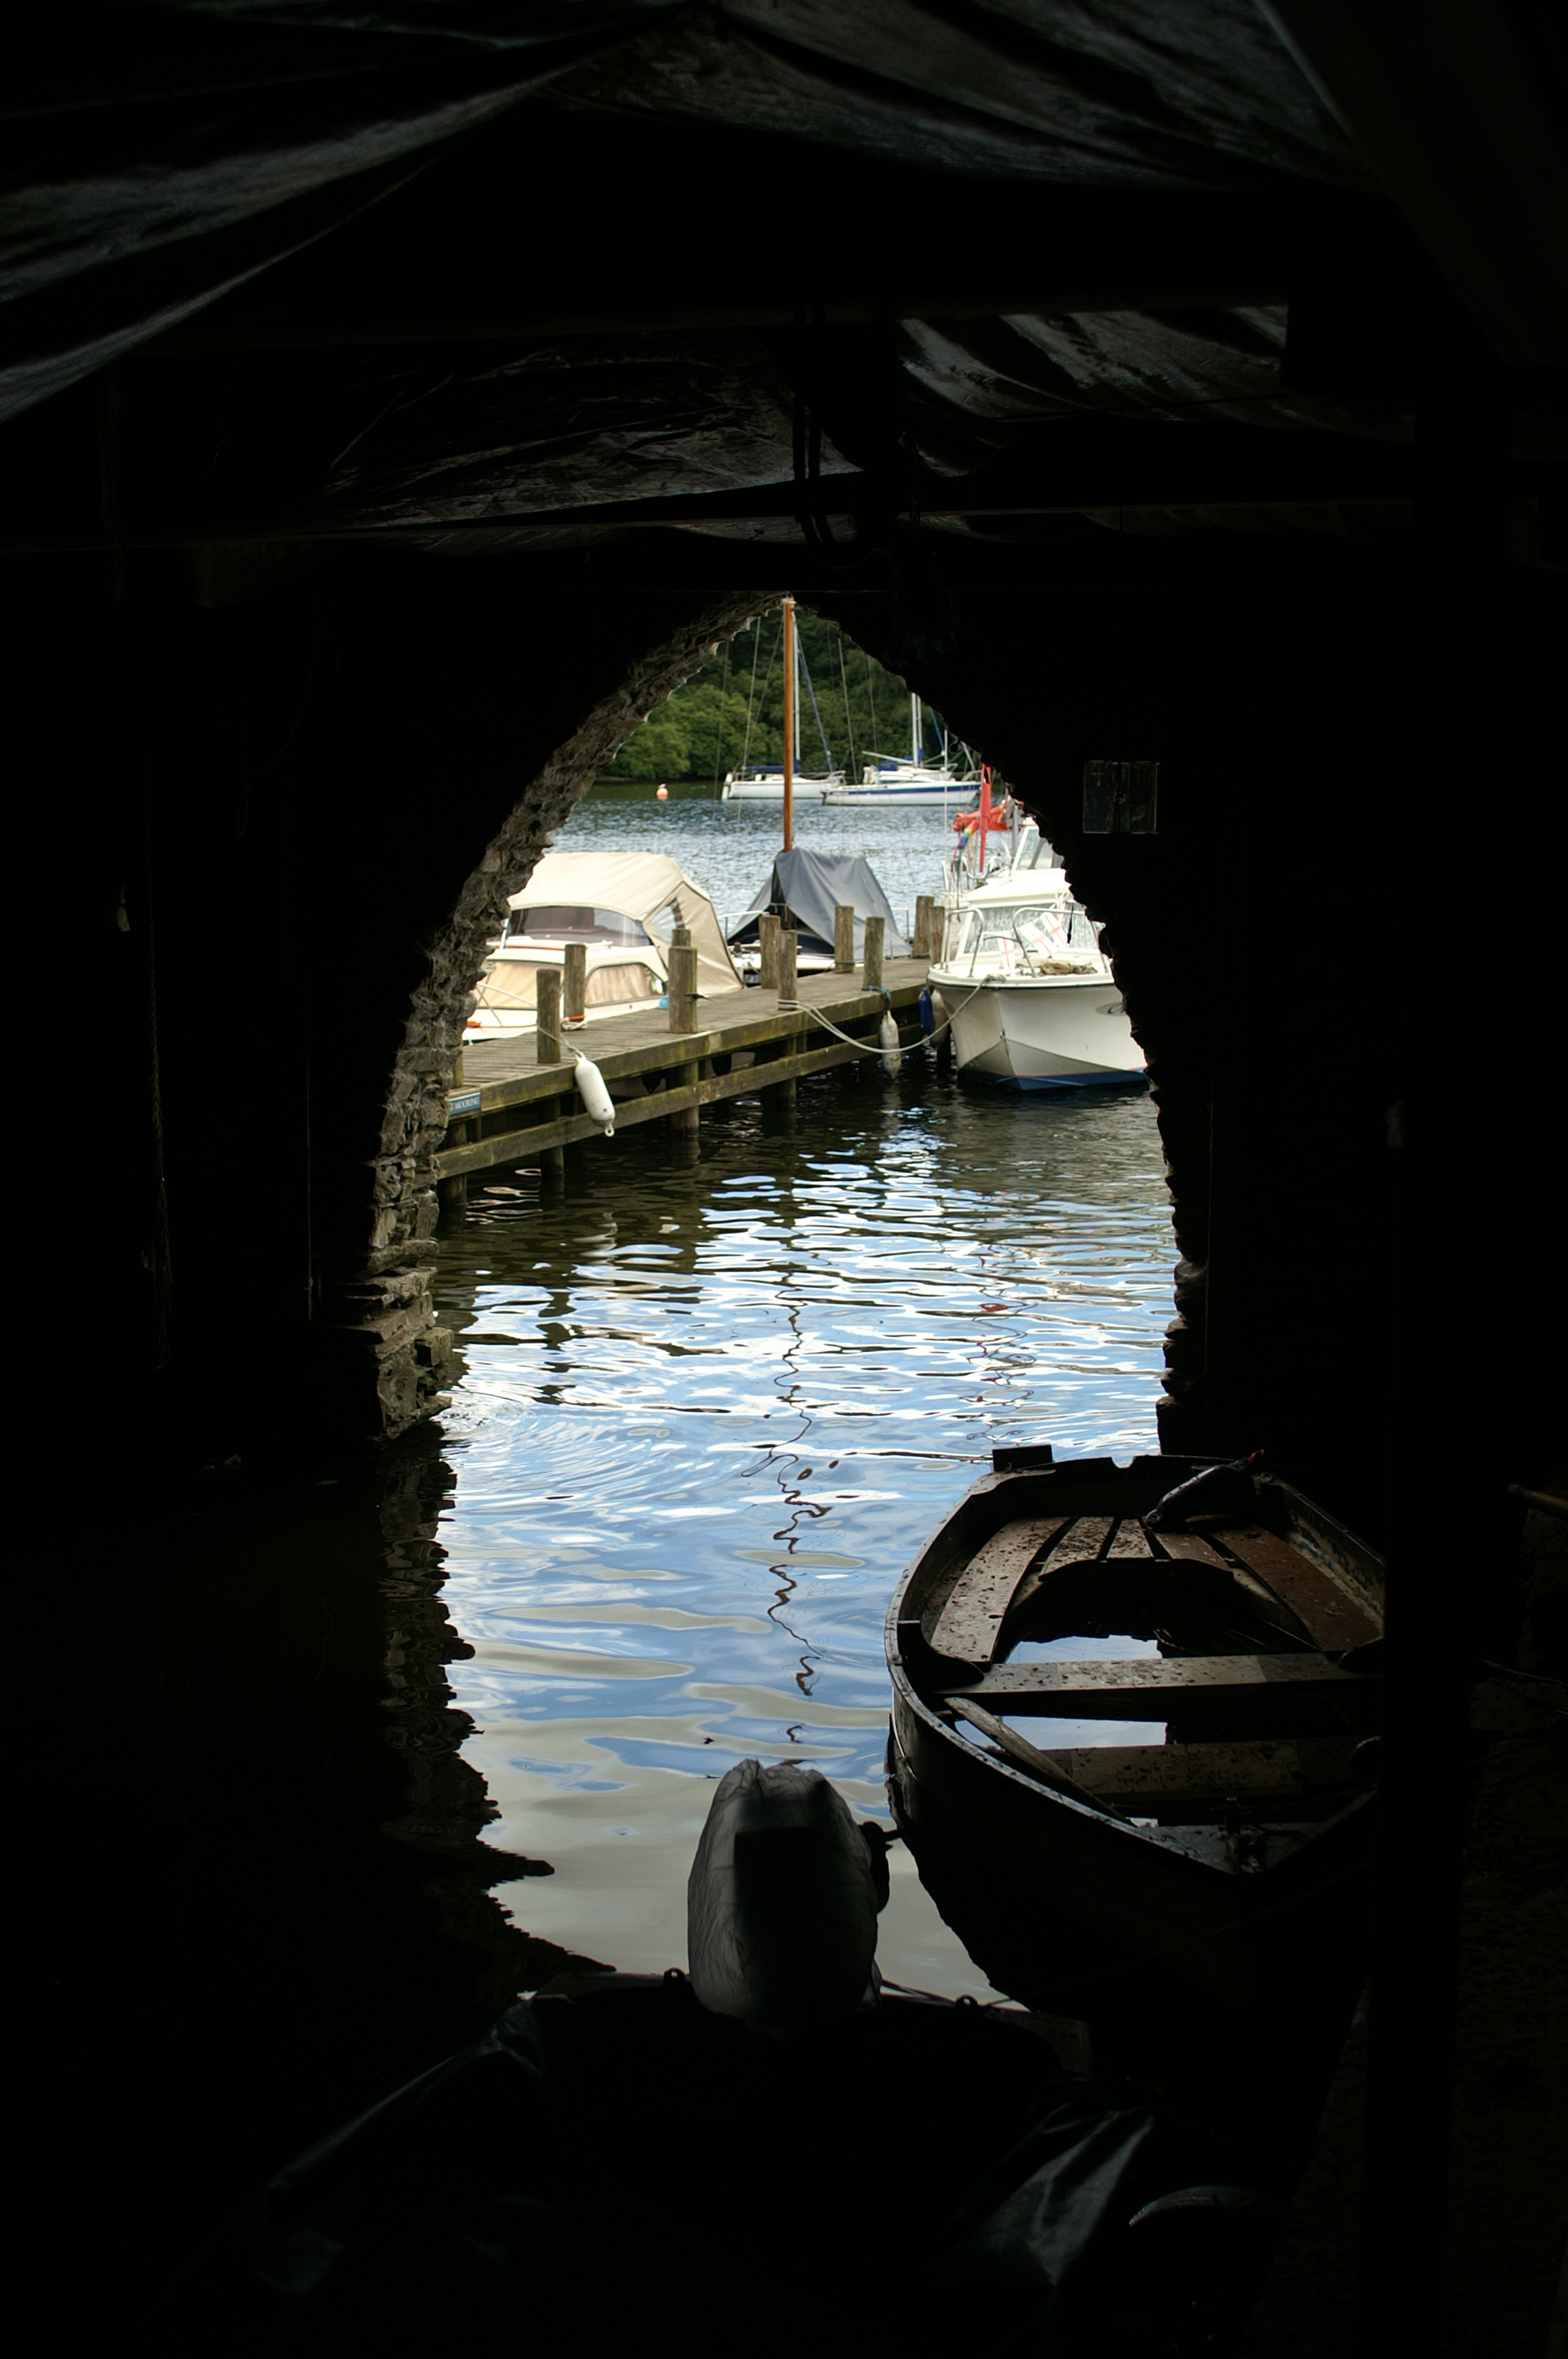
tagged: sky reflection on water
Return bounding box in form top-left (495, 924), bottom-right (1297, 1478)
top-left (433, 1057), bottom-right (1174, 1995)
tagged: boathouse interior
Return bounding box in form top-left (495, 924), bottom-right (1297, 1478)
top-left (15, 6), bottom-right (1563, 2350)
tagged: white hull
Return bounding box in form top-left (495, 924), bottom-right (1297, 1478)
top-left (720, 779), bottom-right (833, 803)
top-left (822, 783), bottom-right (978, 809)
top-left (933, 971), bottom-right (1145, 1089)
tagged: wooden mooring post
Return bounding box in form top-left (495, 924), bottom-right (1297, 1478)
top-left (759, 911), bottom-right (782, 990)
top-left (913, 895), bottom-right (936, 958)
top-left (535, 967), bottom-right (565, 1182)
top-left (774, 931), bottom-right (800, 1112)
top-left (563, 939), bottom-right (587, 1027)
top-left (862, 914), bottom-right (885, 990)
top-left (834, 903), bottom-right (855, 971)
top-left (667, 925), bottom-right (700, 1136)
top-left (536, 969), bottom-right (562, 1063)
top-left (667, 923), bottom-right (698, 1034)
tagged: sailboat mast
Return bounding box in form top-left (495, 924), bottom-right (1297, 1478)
top-left (910, 691), bottom-right (920, 768)
top-left (793, 626), bottom-right (803, 769)
top-left (782, 595), bottom-right (795, 852)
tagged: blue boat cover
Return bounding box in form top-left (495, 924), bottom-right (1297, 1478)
top-left (728, 850), bottom-right (910, 959)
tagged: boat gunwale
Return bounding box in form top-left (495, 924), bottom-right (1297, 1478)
top-left (884, 1456), bottom-right (1384, 1887)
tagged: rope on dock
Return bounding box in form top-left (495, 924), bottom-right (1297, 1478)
top-left (803, 983), bottom-right (985, 1059)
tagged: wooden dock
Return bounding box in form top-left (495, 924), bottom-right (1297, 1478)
top-left (436, 957), bottom-right (932, 1183)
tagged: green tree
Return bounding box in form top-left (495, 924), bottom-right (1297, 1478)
top-left (601, 606), bottom-right (984, 781)
top-left (604, 699), bottom-right (692, 781)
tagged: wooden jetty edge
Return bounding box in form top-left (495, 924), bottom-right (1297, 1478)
top-left (437, 954), bottom-right (932, 1182)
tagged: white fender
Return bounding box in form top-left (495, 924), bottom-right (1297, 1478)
top-left (878, 1006), bottom-right (901, 1074)
top-left (572, 1050), bottom-right (615, 1136)
top-left (688, 1759), bottom-right (881, 2034)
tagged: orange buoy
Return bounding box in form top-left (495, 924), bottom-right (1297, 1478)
top-left (655, 783), bottom-right (669, 800)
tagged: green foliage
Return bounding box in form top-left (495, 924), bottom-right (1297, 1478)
top-left (603, 608), bottom-right (967, 781)
top-left (608, 704), bottom-right (693, 783)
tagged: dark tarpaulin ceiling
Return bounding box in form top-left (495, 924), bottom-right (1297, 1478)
top-left (2, 2), bottom-right (1562, 556)
top-left (318, 334), bottom-right (858, 527)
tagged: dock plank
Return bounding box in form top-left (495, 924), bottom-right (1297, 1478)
top-left (459, 961), bottom-right (931, 1110)
top-left (438, 962), bottom-right (931, 1176)
top-left (437, 1017), bottom-right (924, 1179)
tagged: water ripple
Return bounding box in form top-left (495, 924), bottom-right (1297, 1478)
top-left (434, 1063), bottom-right (1173, 1990)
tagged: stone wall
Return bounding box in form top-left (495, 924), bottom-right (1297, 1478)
top-left (326, 588), bottom-right (766, 1441)
top-left (813, 514), bottom-right (1563, 1549)
top-left (22, 547), bottom-right (771, 1476)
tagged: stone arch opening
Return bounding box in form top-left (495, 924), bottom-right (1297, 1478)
top-left (13, 17), bottom-right (1565, 2343)
top-left (354, 588), bottom-right (766, 1439)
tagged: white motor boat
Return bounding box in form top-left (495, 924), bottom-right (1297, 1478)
top-left (466, 852), bottom-right (743, 1039)
top-left (927, 820), bottom-right (1145, 1090)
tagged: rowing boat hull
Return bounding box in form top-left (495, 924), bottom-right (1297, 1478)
top-left (885, 1452), bottom-right (1385, 2015)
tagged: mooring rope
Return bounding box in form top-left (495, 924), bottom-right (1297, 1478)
top-left (800, 981), bottom-right (986, 1059)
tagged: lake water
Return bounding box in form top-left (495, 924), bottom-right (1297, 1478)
top-left (550, 776), bottom-right (992, 932)
top-left (430, 784), bottom-right (1176, 1996)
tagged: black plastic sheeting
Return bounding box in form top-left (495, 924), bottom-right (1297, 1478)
top-left (229, 1972), bottom-right (1224, 2345)
top-left (5, 4), bottom-right (1561, 530)
top-left (729, 849), bottom-right (910, 959)
top-left (0, 2), bottom-right (1361, 431)
top-left (322, 335), bottom-right (855, 526)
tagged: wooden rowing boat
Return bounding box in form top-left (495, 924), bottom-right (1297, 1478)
top-left (885, 1447), bottom-right (1385, 2015)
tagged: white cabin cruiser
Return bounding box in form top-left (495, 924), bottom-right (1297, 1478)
top-left (928, 820), bottom-right (1145, 1090)
top-left (467, 852), bottom-right (742, 1039)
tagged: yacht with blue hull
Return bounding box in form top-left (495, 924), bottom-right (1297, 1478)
top-left (928, 820), bottom-right (1145, 1091)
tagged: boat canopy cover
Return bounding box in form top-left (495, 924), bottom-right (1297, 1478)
top-left (509, 853), bottom-right (742, 996)
top-left (238, 1968), bottom-right (1158, 2336)
top-left (729, 851), bottom-right (910, 958)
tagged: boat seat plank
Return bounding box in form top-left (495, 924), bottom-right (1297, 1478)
top-left (1208, 1524), bottom-right (1381, 1651)
top-left (1150, 1529), bottom-right (1229, 1569)
top-left (1039, 1737), bottom-right (1352, 1805)
top-left (926, 1517), bottom-right (1072, 1659)
top-left (940, 1652), bottom-right (1373, 1717)
top-left (1104, 1521), bottom-right (1156, 1560)
top-left (1005, 1515), bottom-right (1116, 1622)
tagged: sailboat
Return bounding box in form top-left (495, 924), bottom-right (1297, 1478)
top-left (822, 696), bottom-right (981, 810)
top-left (720, 623), bottom-right (843, 801)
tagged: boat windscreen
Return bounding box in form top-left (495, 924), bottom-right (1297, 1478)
top-left (955, 899), bottom-right (1102, 966)
top-left (476, 960), bottom-right (661, 1011)
top-left (506, 906), bottom-right (652, 944)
